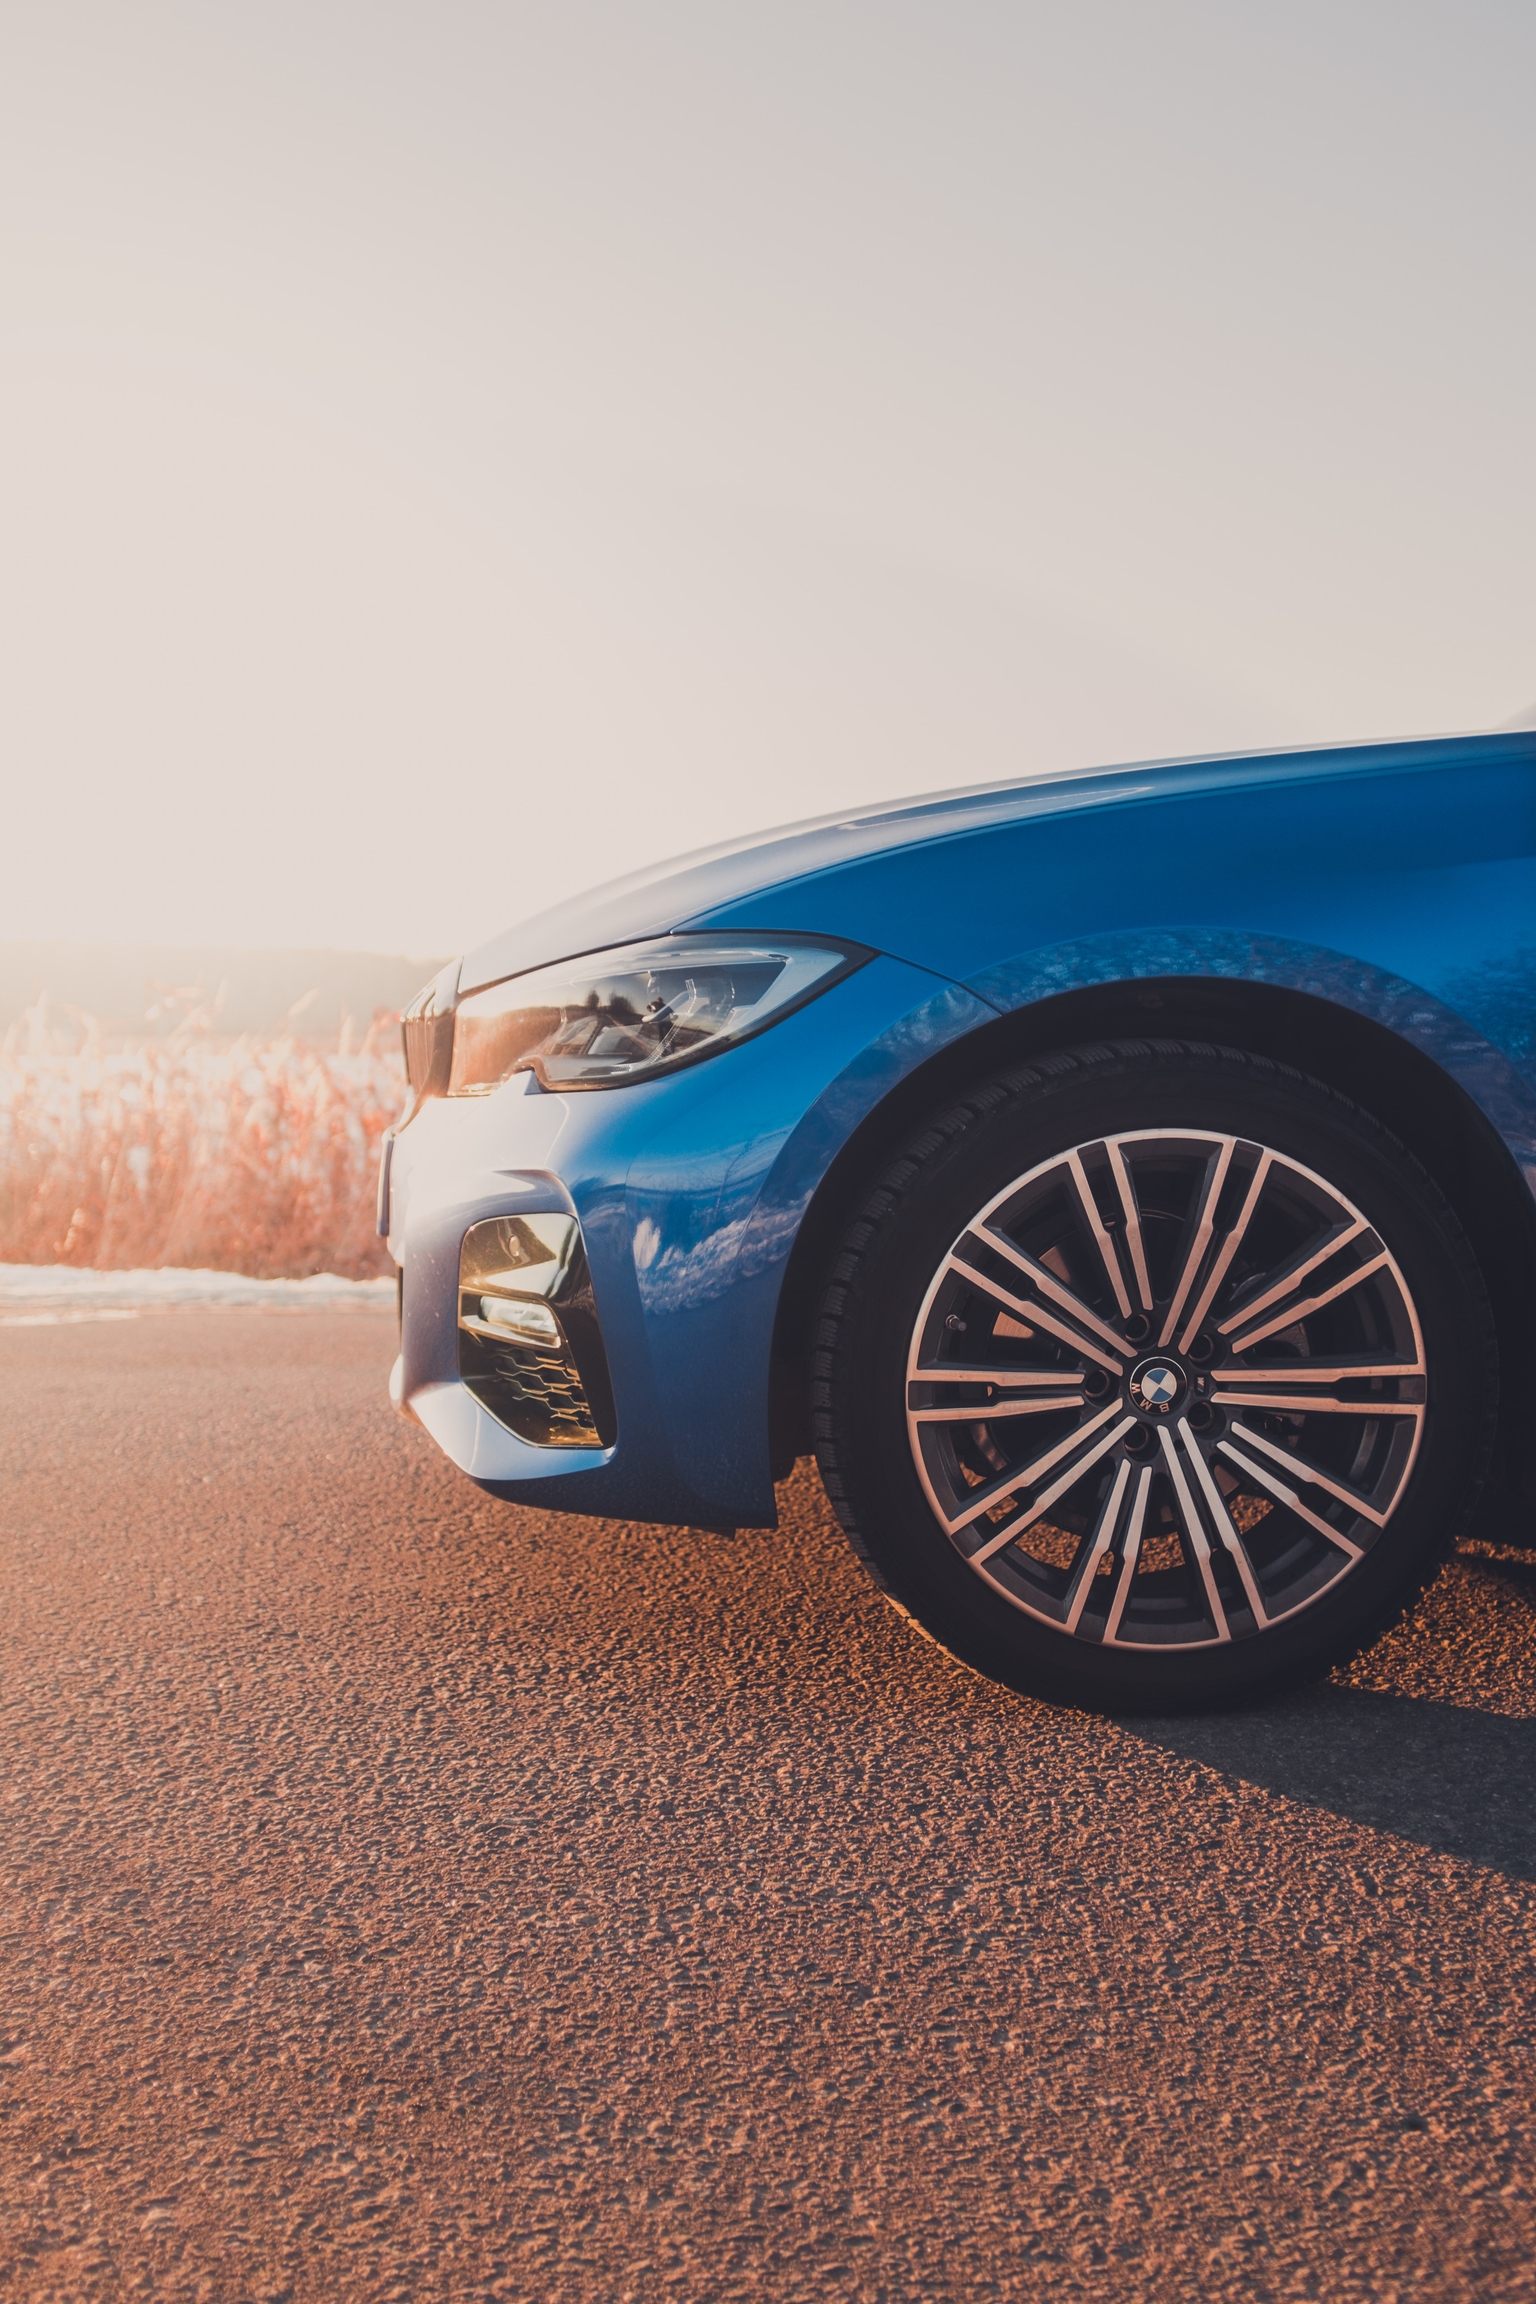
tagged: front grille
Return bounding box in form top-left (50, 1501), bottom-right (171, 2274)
top-left (456, 1213), bottom-right (616, 1450)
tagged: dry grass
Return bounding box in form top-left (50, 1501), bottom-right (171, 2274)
top-left (0, 1031), bottom-right (405, 1280)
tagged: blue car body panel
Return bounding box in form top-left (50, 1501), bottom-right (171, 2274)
top-left (392, 957), bottom-right (996, 1525)
top-left (394, 730), bottom-right (1536, 1531)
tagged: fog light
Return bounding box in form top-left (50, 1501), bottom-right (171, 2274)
top-left (468, 1294), bottom-right (561, 1343)
top-left (457, 1214), bottom-right (616, 1449)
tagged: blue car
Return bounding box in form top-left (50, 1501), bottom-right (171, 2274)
top-left (383, 728), bottom-right (1535, 1711)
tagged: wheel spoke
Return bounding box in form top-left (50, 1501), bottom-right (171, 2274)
top-left (1224, 1418), bottom-right (1389, 1527)
top-left (1174, 1150), bottom-right (1273, 1353)
top-left (970, 1413), bottom-right (1136, 1559)
top-left (946, 1253), bottom-right (1123, 1373)
top-left (1224, 1250), bottom-right (1393, 1354)
top-left (973, 1224), bottom-right (1129, 1354)
top-left (1173, 1418), bottom-right (1269, 1626)
top-left (1066, 1148), bottom-right (1132, 1320)
top-left (1217, 1437), bottom-right (1364, 1560)
top-left (910, 1364), bottom-right (1104, 1387)
top-left (1105, 1138), bottom-right (1154, 1312)
top-left (1211, 1388), bottom-right (1422, 1417)
top-left (911, 1393), bottom-right (1084, 1423)
top-left (1158, 1138), bottom-right (1237, 1349)
top-left (1156, 1424), bottom-right (1232, 1642)
top-left (1062, 1457), bottom-right (1133, 1632)
top-left (1215, 1355), bottom-right (1425, 1417)
top-left (944, 1399), bottom-right (1126, 1536)
top-left (1215, 1215), bottom-right (1368, 1340)
top-left (1102, 1463), bottom-right (1155, 1642)
top-left (1216, 1357), bottom-right (1423, 1384)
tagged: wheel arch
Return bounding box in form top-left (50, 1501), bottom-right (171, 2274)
top-left (768, 974), bottom-right (1536, 1522)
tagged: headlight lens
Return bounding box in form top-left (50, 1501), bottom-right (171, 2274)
top-left (449, 934), bottom-right (866, 1094)
top-left (400, 959), bottom-right (460, 1096)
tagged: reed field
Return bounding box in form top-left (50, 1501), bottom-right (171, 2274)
top-left (0, 1013), bottom-right (405, 1280)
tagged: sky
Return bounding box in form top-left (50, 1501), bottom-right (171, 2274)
top-left (3, 0), bottom-right (1532, 961)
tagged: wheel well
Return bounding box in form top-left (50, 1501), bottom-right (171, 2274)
top-left (768, 975), bottom-right (1536, 1523)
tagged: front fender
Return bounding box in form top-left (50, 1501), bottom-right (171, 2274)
top-left (967, 925), bottom-right (1536, 1196)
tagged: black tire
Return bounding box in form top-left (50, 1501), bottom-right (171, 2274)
top-left (812, 1040), bottom-right (1496, 1713)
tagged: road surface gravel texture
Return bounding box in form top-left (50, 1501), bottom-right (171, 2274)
top-left (2, 1313), bottom-right (1535, 2302)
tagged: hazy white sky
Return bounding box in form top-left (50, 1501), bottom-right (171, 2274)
top-left (3, 0), bottom-right (1532, 959)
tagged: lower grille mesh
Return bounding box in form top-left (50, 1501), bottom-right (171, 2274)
top-left (459, 1329), bottom-right (605, 1448)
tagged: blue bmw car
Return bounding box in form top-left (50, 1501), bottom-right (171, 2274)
top-left (383, 729), bottom-right (1535, 1712)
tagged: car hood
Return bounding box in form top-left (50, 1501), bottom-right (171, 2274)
top-left (458, 730), bottom-right (1525, 995)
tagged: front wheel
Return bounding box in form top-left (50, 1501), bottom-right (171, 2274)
top-left (812, 1041), bottom-right (1496, 1713)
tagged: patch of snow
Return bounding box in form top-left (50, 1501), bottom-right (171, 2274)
top-left (0, 1264), bottom-right (396, 1322)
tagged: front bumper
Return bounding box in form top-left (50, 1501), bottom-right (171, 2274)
top-left (386, 954), bottom-right (995, 1528)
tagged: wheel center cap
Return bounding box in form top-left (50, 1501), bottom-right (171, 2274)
top-left (1128, 1357), bottom-right (1184, 1415)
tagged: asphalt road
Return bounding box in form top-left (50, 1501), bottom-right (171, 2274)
top-left (3, 1312), bottom-right (1535, 2302)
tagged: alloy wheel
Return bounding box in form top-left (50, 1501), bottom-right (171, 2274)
top-left (904, 1129), bottom-right (1427, 1649)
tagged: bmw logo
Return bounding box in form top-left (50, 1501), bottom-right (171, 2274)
top-left (1129, 1358), bottom-right (1183, 1415)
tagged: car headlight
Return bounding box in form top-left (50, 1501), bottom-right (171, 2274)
top-left (400, 958), bottom-right (461, 1099)
top-left (447, 934), bottom-right (868, 1095)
